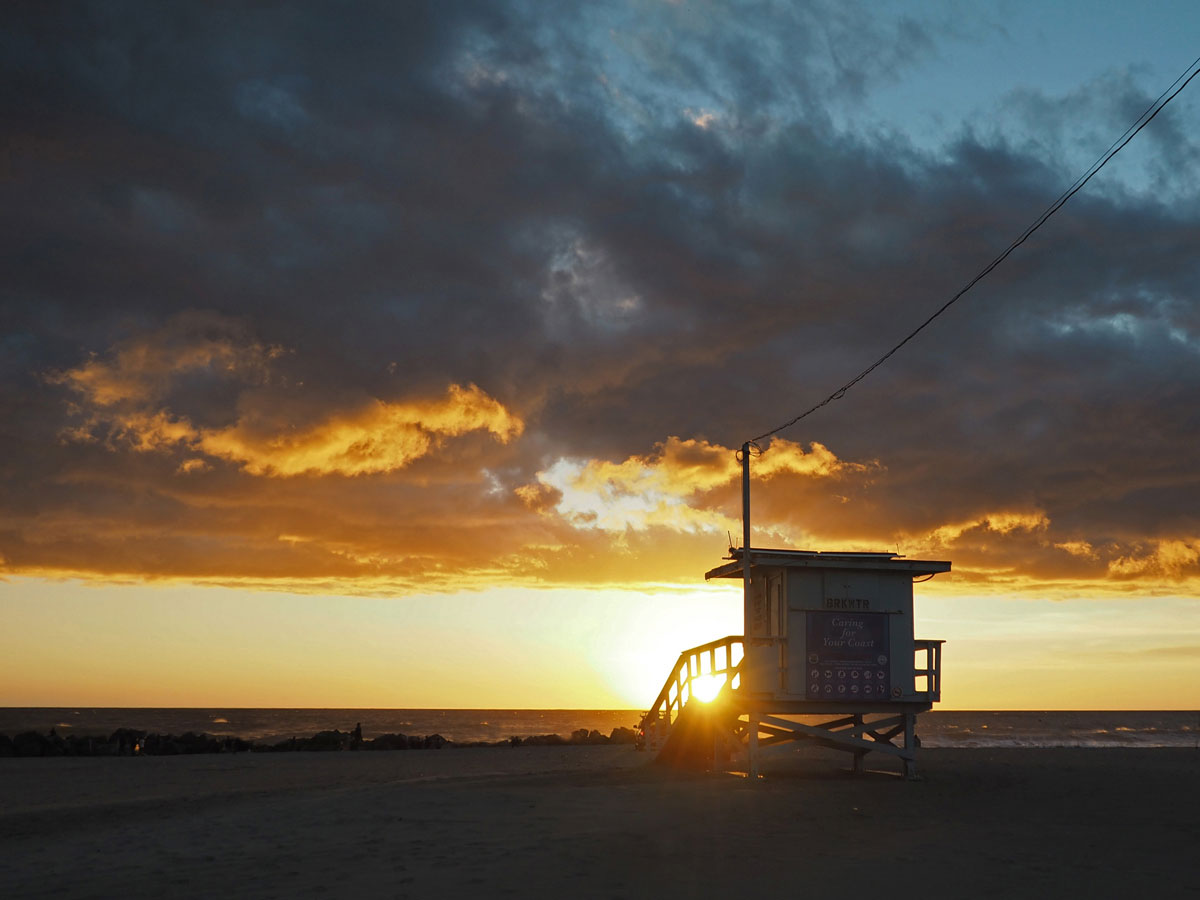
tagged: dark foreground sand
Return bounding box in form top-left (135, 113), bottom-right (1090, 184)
top-left (2, 745), bottom-right (1197, 899)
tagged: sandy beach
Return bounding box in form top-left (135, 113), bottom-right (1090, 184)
top-left (2, 746), bottom-right (1197, 898)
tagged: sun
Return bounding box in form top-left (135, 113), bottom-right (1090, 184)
top-left (689, 674), bottom-right (727, 703)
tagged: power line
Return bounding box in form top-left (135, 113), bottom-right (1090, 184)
top-left (751, 53), bottom-right (1200, 445)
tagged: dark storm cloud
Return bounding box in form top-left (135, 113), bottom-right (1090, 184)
top-left (3, 1), bottom-right (1199, 591)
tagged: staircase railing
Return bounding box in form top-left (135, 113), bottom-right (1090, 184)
top-left (638, 635), bottom-right (743, 751)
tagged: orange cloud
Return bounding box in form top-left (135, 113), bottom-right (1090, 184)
top-left (65, 383), bottom-right (521, 477)
top-left (195, 384), bottom-right (522, 476)
top-left (755, 439), bottom-right (865, 480)
top-left (1108, 539), bottom-right (1200, 579)
top-left (1055, 540), bottom-right (1099, 559)
top-left (49, 314), bottom-right (281, 407)
top-left (25, 331), bottom-right (1200, 598)
top-left (116, 410), bottom-right (201, 452)
top-left (52, 320), bottom-right (522, 477)
top-left (926, 510), bottom-right (1050, 546)
top-left (524, 436), bottom-right (865, 533)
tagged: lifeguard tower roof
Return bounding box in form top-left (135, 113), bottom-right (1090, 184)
top-left (705, 547), bottom-right (951, 580)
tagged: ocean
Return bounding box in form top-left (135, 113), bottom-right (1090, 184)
top-left (1, 708), bottom-right (1197, 748)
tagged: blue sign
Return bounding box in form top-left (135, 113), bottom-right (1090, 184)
top-left (805, 612), bottom-right (891, 701)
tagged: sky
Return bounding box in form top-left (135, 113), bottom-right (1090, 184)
top-left (3, 0), bottom-right (1199, 710)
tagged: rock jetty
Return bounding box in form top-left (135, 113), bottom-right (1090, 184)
top-left (0, 724), bottom-right (638, 757)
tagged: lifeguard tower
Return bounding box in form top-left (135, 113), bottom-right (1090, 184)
top-left (639, 546), bottom-right (948, 778)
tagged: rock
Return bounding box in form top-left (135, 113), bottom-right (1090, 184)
top-left (368, 733), bottom-right (411, 751)
top-left (142, 733), bottom-right (179, 755)
top-left (177, 732), bottom-right (221, 754)
top-left (262, 737), bottom-right (302, 752)
top-left (13, 731), bottom-right (52, 757)
top-left (108, 728), bottom-right (147, 755)
top-left (608, 726), bottom-right (637, 745)
top-left (519, 733), bottom-right (566, 746)
top-left (304, 729), bottom-right (353, 751)
top-left (63, 734), bottom-right (106, 756)
top-left (258, 731), bottom-right (351, 752)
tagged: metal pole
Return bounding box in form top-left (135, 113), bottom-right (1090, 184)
top-left (740, 442), bottom-right (757, 778)
top-left (741, 441), bottom-right (752, 638)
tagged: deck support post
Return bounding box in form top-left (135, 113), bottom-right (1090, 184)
top-left (747, 709), bottom-right (759, 779)
top-left (852, 713), bottom-right (865, 774)
top-left (903, 710), bottom-right (917, 780)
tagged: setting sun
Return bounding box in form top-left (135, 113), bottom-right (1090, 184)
top-left (689, 674), bottom-right (728, 704)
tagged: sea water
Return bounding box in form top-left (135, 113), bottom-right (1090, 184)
top-left (1, 708), bottom-right (1197, 748)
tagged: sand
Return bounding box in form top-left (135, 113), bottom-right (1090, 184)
top-left (2, 745), bottom-right (1197, 898)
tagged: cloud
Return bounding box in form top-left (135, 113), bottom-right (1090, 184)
top-left (928, 511), bottom-right (1050, 546)
top-left (2, 3), bottom-right (1200, 599)
top-left (51, 317), bottom-right (522, 477)
top-left (1108, 540), bottom-right (1200, 580)
top-left (48, 312), bottom-right (281, 407)
top-left (196, 384), bottom-right (522, 477)
top-left (525, 437), bottom-right (867, 533)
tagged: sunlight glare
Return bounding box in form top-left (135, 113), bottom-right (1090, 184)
top-left (690, 674), bottom-right (727, 703)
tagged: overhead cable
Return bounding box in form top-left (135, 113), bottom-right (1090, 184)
top-left (750, 53), bottom-right (1200, 445)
